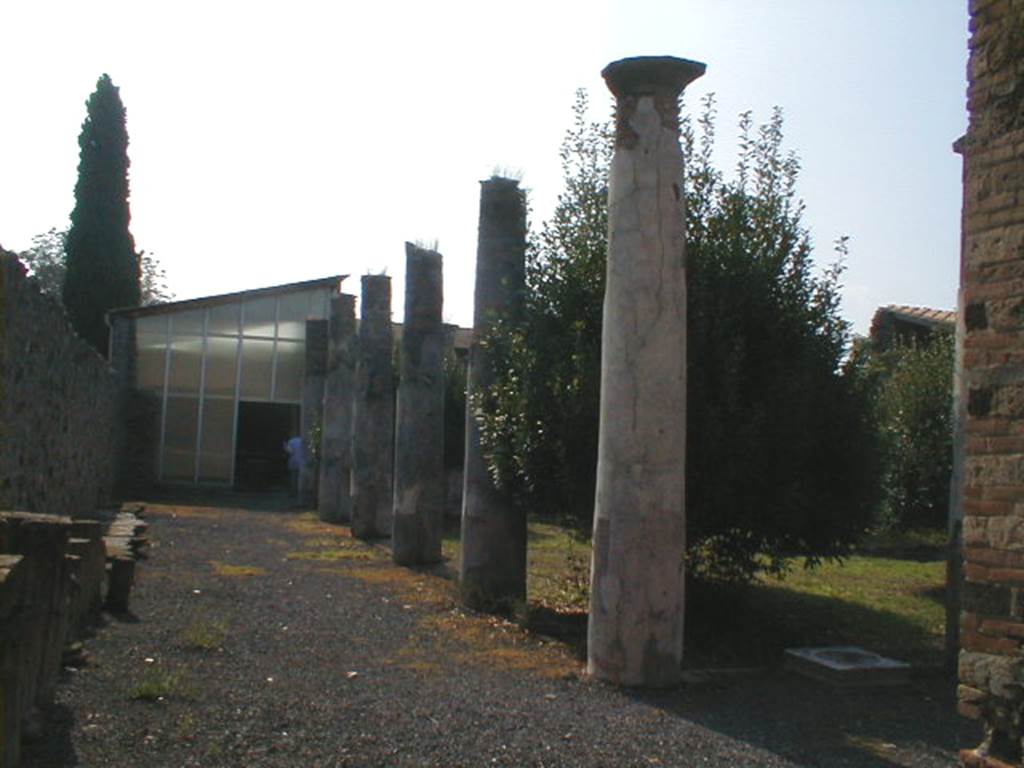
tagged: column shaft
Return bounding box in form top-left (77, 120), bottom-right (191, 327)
top-left (587, 56), bottom-right (705, 687)
top-left (392, 243), bottom-right (445, 564)
top-left (300, 318), bottom-right (328, 508)
top-left (352, 275), bottom-right (395, 539)
top-left (459, 177), bottom-right (528, 608)
top-left (317, 295), bottom-right (356, 523)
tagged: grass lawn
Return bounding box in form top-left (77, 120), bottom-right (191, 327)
top-left (444, 519), bottom-right (948, 670)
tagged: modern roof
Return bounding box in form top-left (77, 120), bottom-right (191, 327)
top-left (107, 275), bottom-right (347, 320)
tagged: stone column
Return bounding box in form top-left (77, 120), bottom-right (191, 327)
top-left (587, 56), bottom-right (705, 688)
top-left (459, 177), bottom-right (527, 609)
top-left (392, 243), bottom-right (445, 565)
top-left (317, 295), bottom-right (356, 523)
top-left (108, 314), bottom-right (136, 501)
top-left (351, 275), bottom-right (395, 539)
top-left (300, 318), bottom-right (328, 509)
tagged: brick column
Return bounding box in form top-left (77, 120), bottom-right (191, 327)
top-left (957, 1), bottom-right (1024, 764)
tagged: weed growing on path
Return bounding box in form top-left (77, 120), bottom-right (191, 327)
top-left (131, 667), bottom-right (195, 701)
top-left (181, 616), bottom-right (229, 651)
top-left (211, 560), bottom-right (267, 577)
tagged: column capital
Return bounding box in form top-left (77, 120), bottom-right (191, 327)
top-left (602, 56), bottom-right (706, 99)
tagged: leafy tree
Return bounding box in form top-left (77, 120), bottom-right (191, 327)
top-left (17, 227), bottom-right (67, 298)
top-left (19, 228), bottom-right (172, 305)
top-left (63, 73), bottom-right (140, 355)
top-left (682, 100), bottom-right (877, 581)
top-left (850, 333), bottom-right (954, 530)
top-left (475, 91), bottom-right (879, 581)
top-left (138, 250), bottom-right (174, 305)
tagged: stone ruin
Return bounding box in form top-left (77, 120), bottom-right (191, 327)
top-left (587, 56), bottom-right (704, 687)
top-left (6, 14), bottom-right (1021, 764)
top-left (956, 0), bottom-right (1024, 765)
top-left (459, 177), bottom-right (528, 609)
top-left (392, 243), bottom-right (446, 565)
top-left (1, 245), bottom-right (148, 767)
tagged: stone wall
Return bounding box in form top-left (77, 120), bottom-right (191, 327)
top-left (957, 0), bottom-right (1024, 764)
top-left (0, 249), bottom-right (117, 516)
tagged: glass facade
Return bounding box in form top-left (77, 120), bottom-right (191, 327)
top-left (135, 285), bottom-right (332, 484)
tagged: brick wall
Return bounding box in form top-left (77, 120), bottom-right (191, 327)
top-left (958, 0), bottom-right (1024, 764)
top-left (0, 248), bottom-right (117, 516)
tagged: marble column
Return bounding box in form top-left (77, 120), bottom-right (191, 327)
top-left (459, 177), bottom-right (527, 609)
top-left (300, 318), bottom-right (328, 508)
top-left (392, 243), bottom-right (445, 565)
top-left (587, 56), bottom-right (705, 687)
top-left (317, 294), bottom-right (356, 523)
top-left (351, 275), bottom-right (395, 539)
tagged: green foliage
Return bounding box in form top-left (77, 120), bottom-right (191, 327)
top-left (682, 99), bottom-right (878, 581)
top-left (17, 228), bottom-right (66, 298)
top-left (180, 615), bottom-right (229, 650)
top-left (139, 250), bottom-right (173, 305)
top-left (851, 333), bottom-right (954, 530)
top-left (63, 73), bottom-right (140, 355)
top-left (130, 666), bottom-right (195, 701)
top-left (476, 91), bottom-right (879, 583)
top-left (19, 227), bottom-right (171, 305)
top-left (473, 90), bottom-right (609, 523)
top-left (443, 349), bottom-right (467, 470)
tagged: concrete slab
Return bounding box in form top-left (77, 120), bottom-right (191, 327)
top-left (785, 645), bottom-right (911, 687)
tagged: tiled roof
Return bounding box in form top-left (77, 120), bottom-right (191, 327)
top-left (880, 305), bottom-right (956, 327)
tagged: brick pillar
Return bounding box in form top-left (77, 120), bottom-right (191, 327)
top-left (459, 177), bottom-right (528, 609)
top-left (318, 295), bottom-right (356, 523)
top-left (300, 319), bottom-right (328, 508)
top-left (957, 1), bottom-right (1024, 765)
top-left (352, 275), bottom-right (395, 539)
top-left (392, 243), bottom-right (445, 565)
top-left (587, 56), bottom-right (705, 688)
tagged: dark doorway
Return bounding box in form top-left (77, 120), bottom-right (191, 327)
top-left (235, 402), bottom-right (299, 490)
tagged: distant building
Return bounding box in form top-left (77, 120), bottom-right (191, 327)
top-left (869, 304), bottom-right (955, 350)
top-left (108, 276), bottom-right (469, 489)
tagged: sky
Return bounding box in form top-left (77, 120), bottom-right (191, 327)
top-left (1, 1), bottom-right (968, 335)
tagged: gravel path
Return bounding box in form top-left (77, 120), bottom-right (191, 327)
top-left (24, 497), bottom-right (977, 767)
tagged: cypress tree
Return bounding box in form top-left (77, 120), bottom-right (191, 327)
top-left (63, 73), bottom-right (140, 355)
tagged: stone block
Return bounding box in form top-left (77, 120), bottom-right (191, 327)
top-left (987, 516), bottom-right (1024, 551)
top-left (961, 683), bottom-right (991, 703)
top-left (967, 454), bottom-right (1024, 486)
top-left (66, 535), bottom-right (105, 632)
top-left (966, 516), bottom-right (992, 547)
top-left (960, 650), bottom-right (1024, 697)
top-left (0, 554), bottom-right (25, 768)
top-left (0, 512), bottom-right (73, 711)
top-left (964, 580), bottom-right (1014, 617)
top-left (106, 557), bottom-right (135, 614)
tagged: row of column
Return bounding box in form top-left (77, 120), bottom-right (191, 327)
top-left (304, 243), bottom-right (447, 566)
top-left (307, 55), bottom-right (704, 689)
